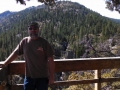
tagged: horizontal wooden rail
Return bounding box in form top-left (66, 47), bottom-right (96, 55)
top-left (12, 77), bottom-right (120, 86)
top-left (1, 57), bottom-right (120, 90)
top-left (6, 57), bottom-right (120, 75)
top-left (9, 77), bottom-right (120, 90)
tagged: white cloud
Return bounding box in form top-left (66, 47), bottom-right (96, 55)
top-left (73, 0), bottom-right (120, 19)
top-left (0, 0), bottom-right (42, 13)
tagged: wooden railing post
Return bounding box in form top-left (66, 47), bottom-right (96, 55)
top-left (95, 69), bottom-right (101, 90)
top-left (0, 66), bottom-right (8, 90)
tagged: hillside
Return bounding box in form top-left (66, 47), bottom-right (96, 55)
top-left (0, 1), bottom-right (120, 60)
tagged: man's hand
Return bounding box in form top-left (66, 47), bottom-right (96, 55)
top-left (0, 64), bottom-right (4, 70)
top-left (0, 64), bottom-right (2, 70)
top-left (49, 75), bottom-right (54, 85)
top-left (0, 62), bottom-right (6, 70)
top-left (0, 64), bottom-right (2, 68)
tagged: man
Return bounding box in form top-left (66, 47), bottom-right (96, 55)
top-left (1, 21), bottom-right (55, 90)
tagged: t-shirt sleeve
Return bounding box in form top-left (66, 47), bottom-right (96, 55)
top-left (46, 41), bottom-right (54, 57)
top-left (13, 38), bottom-right (25, 56)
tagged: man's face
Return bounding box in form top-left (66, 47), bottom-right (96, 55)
top-left (28, 25), bottom-right (39, 39)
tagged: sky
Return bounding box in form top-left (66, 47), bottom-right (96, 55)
top-left (0, 0), bottom-right (120, 19)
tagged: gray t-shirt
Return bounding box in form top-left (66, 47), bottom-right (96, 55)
top-left (14, 37), bottom-right (54, 78)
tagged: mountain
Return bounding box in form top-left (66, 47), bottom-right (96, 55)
top-left (0, 11), bottom-right (16, 18)
top-left (0, 1), bottom-right (120, 60)
top-left (0, 2), bottom-right (120, 90)
top-left (0, 5), bottom-right (45, 16)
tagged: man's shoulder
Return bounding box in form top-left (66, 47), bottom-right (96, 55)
top-left (23, 37), bottom-right (29, 40)
top-left (39, 37), bottom-right (47, 42)
top-left (39, 37), bottom-right (51, 45)
top-left (20, 37), bottom-right (29, 43)
top-left (21, 37), bottom-right (30, 41)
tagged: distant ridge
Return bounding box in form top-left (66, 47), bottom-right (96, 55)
top-left (0, 11), bottom-right (16, 18)
top-left (109, 18), bottom-right (120, 23)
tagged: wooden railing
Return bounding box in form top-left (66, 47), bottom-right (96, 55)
top-left (1, 57), bottom-right (120, 90)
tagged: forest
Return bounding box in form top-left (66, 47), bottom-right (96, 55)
top-left (0, 1), bottom-right (120, 61)
top-left (0, 1), bottom-right (120, 90)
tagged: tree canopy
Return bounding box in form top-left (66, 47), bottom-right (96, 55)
top-left (105, 0), bottom-right (120, 13)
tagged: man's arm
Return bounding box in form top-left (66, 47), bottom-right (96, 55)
top-left (48, 56), bottom-right (55, 85)
top-left (3, 52), bottom-right (18, 67)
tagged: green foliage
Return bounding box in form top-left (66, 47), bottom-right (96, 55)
top-left (66, 71), bottom-right (94, 90)
top-left (0, 1), bottom-right (119, 60)
top-left (75, 44), bottom-right (85, 58)
top-left (105, 0), bottom-right (120, 13)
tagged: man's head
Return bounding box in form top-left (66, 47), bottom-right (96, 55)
top-left (28, 21), bottom-right (39, 28)
top-left (28, 21), bottom-right (39, 39)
